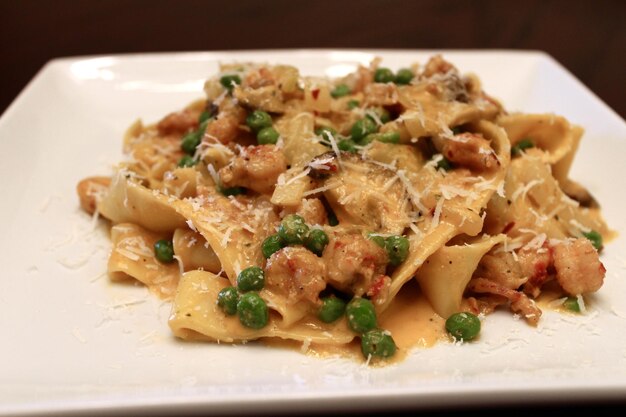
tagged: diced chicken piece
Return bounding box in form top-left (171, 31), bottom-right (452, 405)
top-left (517, 245), bottom-right (554, 298)
top-left (322, 231), bottom-right (388, 296)
top-left (244, 67), bottom-right (275, 89)
top-left (468, 277), bottom-right (542, 325)
top-left (296, 198), bottom-right (327, 226)
top-left (421, 55), bottom-right (468, 102)
top-left (204, 107), bottom-right (246, 144)
top-left (434, 133), bottom-right (499, 172)
top-left (265, 246), bottom-right (326, 305)
top-left (76, 176), bottom-right (111, 214)
top-left (157, 109), bottom-right (198, 135)
top-left (553, 238), bottom-right (605, 295)
top-left (475, 251), bottom-right (527, 290)
top-left (219, 145), bottom-right (288, 194)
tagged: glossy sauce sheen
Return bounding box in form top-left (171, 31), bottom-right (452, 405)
top-left (264, 280), bottom-right (447, 364)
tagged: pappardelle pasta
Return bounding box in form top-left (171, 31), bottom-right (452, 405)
top-left (77, 55), bottom-right (610, 363)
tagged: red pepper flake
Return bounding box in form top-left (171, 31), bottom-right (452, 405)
top-left (287, 259), bottom-right (297, 273)
top-left (311, 88), bottom-right (320, 100)
top-left (367, 275), bottom-right (389, 299)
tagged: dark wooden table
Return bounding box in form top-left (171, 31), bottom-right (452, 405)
top-left (1, 0), bottom-right (624, 118)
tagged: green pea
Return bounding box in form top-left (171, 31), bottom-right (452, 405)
top-left (217, 286), bottom-right (239, 315)
top-left (177, 155), bottom-right (197, 168)
top-left (181, 131), bottom-right (202, 155)
top-left (315, 126), bottom-right (338, 145)
top-left (154, 239), bottom-right (174, 263)
top-left (366, 107), bottom-right (391, 124)
top-left (346, 297), bottom-right (377, 334)
top-left (374, 67), bottom-right (395, 83)
top-left (219, 74), bottom-right (241, 92)
top-left (385, 235), bottom-right (410, 266)
top-left (257, 126), bottom-right (280, 145)
top-left (198, 118), bottom-right (210, 133)
top-left (367, 232), bottom-right (386, 248)
top-left (278, 214), bottom-right (309, 245)
top-left (338, 139), bottom-right (358, 153)
top-left (237, 266), bottom-right (265, 292)
top-left (318, 296), bottom-right (346, 323)
top-left (563, 296), bottom-right (581, 313)
top-left (262, 234), bottom-right (284, 258)
top-left (436, 156), bottom-right (453, 171)
top-left (237, 292), bottom-right (269, 329)
top-left (246, 110), bottom-right (273, 133)
top-left (198, 110), bottom-right (212, 124)
top-left (367, 131), bottom-right (399, 144)
top-left (350, 118), bottom-right (378, 142)
top-left (361, 329), bottom-right (397, 359)
top-left (218, 185), bottom-right (246, 196)
top-left (511, 138), bottom-right (535, 156)
top-left (331, 84), bottom-right (351, 98)
top-left (445, 312), bottom-right (481, 341)
top-left (347, 99), bottom-right (360, 109)
top-left (582, 230), bottom-right (603, 251)
top-left (304, 228), bottom-right (329, 256)
top-left (394, 68), bottom-right (414, 85)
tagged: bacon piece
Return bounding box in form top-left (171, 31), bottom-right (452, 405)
top-left (518, 245), bottom-right (554, 298)
top-left (468, 277), bottom-right (542, 325)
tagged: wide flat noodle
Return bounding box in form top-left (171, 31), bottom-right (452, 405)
top-left (497, 113), bottom-right (575, 167)
top-left (169, 271), bottom-right (355, 344)
top-left (166, 192), bottom-right (276, 283)
top-left (108, 223), bottom-right (180, 298)
top-left (98, 172), bottom-right (186, 232)
top-left (381, 120), bottom-right (511, 312)
top-left (484, 150), bottom-right (610, 242)
top-left (416, 234), bottom-right (505, 318)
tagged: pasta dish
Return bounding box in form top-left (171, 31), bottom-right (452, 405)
top-left (77, 55), bottom-right (610, 363)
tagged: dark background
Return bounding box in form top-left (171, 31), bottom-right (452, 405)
top-left (1, 0), bottom-right (624, 414)
top-left (0, 0), bottom-right (625, 118)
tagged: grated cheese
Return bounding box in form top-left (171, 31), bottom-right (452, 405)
top-left (511, 179), bottom-right (544, 202)
top-left (430, 198), bottom-right (444, 231)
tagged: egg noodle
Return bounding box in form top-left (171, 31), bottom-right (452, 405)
top-left (77, 55), bottom-right (610, 363)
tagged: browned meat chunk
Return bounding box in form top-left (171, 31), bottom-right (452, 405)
top-left (437, 133), bottom-right (499, 172)
top-left (517, 245), bottom-right (554, 298)
top-left (475, 251), bottom-right (527, 290)
top-left (219, 145), bottom-right (287, 194)
top-left (553, 238), bottom-right (605, 295)
top-left (76, 176), bottom-right (111, 214)
top-left (468, 277), bottom-right (542, 325)
top-left (157, 109), bottom-right (198, 135)
top-left (265, 247), bottom-right (326, 305)
top-left (322, 232), bottom-right (388, 296)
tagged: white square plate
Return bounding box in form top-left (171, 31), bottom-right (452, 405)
top-left (1, 50), bottom-right (625, 415)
